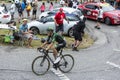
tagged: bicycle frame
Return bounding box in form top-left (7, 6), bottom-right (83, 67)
top-left (39, 49), bottom-right (64, 65)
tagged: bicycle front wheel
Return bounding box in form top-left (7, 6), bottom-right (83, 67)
top-left (32, 56), bottom-right (50, 75)
top-left (59, 54), bottom-right (74, 73)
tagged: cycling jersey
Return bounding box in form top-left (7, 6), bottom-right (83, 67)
top-left (46, 33), bottom-right (66, 51)
top-left (47, 33), bottom-right (65, 44)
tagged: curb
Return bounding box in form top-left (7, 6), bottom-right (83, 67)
top-left (85, 25), bottom-right (107, 49)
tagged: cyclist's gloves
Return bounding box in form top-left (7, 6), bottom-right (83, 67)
top-left (43, 49), bottom-right (48, 53)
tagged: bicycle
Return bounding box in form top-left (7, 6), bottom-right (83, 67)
top-left (32, 48), bottom-right (74, 75)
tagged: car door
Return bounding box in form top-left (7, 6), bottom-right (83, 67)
top-left (83, 4), bottom-right (98, 19)
top-left (40, 16), bottom-right (55, 34)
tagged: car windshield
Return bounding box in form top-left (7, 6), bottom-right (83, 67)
top-left (102, 5), bottom-right (115, 12)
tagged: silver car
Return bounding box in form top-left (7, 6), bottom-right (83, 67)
top-left (39, 7), bottom-right (85, 21)
top-left (28, 14), bottom-right (80, 37)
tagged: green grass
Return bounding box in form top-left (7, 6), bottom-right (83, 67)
top-left (0, 22), bottom-right (94, 49)
top-left (0, 30), bottom-right (94, 49)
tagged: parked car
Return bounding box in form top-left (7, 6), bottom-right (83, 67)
top-left (28, 14), bottom-right (80, 37)
top-left (78, 2), bottom-right (120, 25)
top-left (0, 7), bottom-right (11, 24)
top-left (39, 7), bottom-right (85, 22)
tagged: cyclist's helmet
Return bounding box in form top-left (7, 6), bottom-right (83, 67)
top-left (47, 27), bottom-right (54, 32)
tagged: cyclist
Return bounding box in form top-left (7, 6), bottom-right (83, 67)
top-left (38, 27), bottom-right (66, 63)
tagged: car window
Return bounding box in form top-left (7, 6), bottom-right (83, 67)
top-left (39, 16), bottom-right (54, 22)
top-left (0, 12), bottom-right (1, 14)
top-left (102, 5), bottom-right (115, 12)
top-left (67, 15), bottom-right (79, 21)
top-left (52, 9), bottom-right (58, 13)
top-left (85, 5), bottom-right (96, 10)
top-left (46, 16), bottom-right (54, 22)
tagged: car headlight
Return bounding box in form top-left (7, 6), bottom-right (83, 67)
top-left (112, 16), bottom-right (119, 20)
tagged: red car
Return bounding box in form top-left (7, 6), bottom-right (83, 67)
top-left (78, 2), bottom-right (120, 25)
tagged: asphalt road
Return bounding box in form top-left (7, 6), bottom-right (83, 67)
top-left (1, 2), bottom-right (120, 80)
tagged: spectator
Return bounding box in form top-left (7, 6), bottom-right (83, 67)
top-left (17, 2), bottom-right (23, 23)
top-left (21, 1), bottom-right (26, 18)
top-left (23, 0), bottom-right (27, 6)
top-left (60, 0), bottom-right (65, 7)
top-left (14, 0), bottom-right (20, 8)
top-left (68, 0), bottom-right (73, 7)
top-left (95, 6), bottom-right (103, 29)
top-left (64, 0), bottom-right (68, 7)
top-left (54, 8), bottom-right (69, 35)
top-left (9, 2), bottom-right (16, 20)
top-left (32, 1), bottom-right (38, 20)
top-left (72, 19), bottom-right (85, 51)
top-left (40, 2), bottom-right (45, 13)
top-left (49, 2), bottom-right (53, 11)
top-left (114, 0), bottom-right (120, 10)
top-left (26, 2), bottom-right (32, 18)
top-left (1, 1), bottom-right (7, 11)
top-left (109, 0), bottom-right (114, 6)
top-left (19, 19), bottom-right (33, 48)
top-left (72, 0), bottom-right (79, 9)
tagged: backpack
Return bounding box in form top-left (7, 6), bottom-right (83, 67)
top-left (26, 4), bottom-right (31, 11)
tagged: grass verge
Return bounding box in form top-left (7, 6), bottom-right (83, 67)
top-left (0, 29), bottom-right (94, 49)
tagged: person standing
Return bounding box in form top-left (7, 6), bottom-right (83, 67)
top-left (49, 2), bottom-right (53, 11)
top-left (26, 2), bottom-right (32, 18)
top-left (1, 1), bottom-right (7, 11)
top-left (10, 2), bottom-right (16, 20)
top-left (32, 1), bottom-right (38, 20)
top-left (68, 0), bottom-right (73, 7)
top-left (54, 8), bottom-right (69, 35)
top-left (17, 2), bottom-right (23, 23)
top-left (21, 0), bottom-right (26, 18)
top-left (40, 2), bottom-right (45, 13)
top-left (72, 0), bottom-right (79, 9)
top-left (72, 19), bottom-right (85, 51)
top-left (95, 6), bottom-right (103, 29)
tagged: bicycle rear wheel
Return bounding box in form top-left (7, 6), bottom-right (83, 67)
top-left (59, 54), bottom-right (74, 73)
top-left (32, 56), bottom-right (50, 75)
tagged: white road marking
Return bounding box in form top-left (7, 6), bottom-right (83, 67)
top-left (50, 68), bottom-right (70, 80)
top-left (113, 49), bottom-right (120, 52)
top-left (106, 61), bottom-right (120, 69)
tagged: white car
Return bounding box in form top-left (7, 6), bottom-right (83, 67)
top-left (0, 7), bottom-right (11, 24)
top-left (39, 7), bottom-right (85, 21)
top-left (28, 14), bottom-right (80, 37)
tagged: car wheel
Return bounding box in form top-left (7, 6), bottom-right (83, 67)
top-left (68, 28), bottom-right (73, 37)
top-left (30, 27), bottom-right (39, 35)
top-left (105, 17), bottom-right (111, 25)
